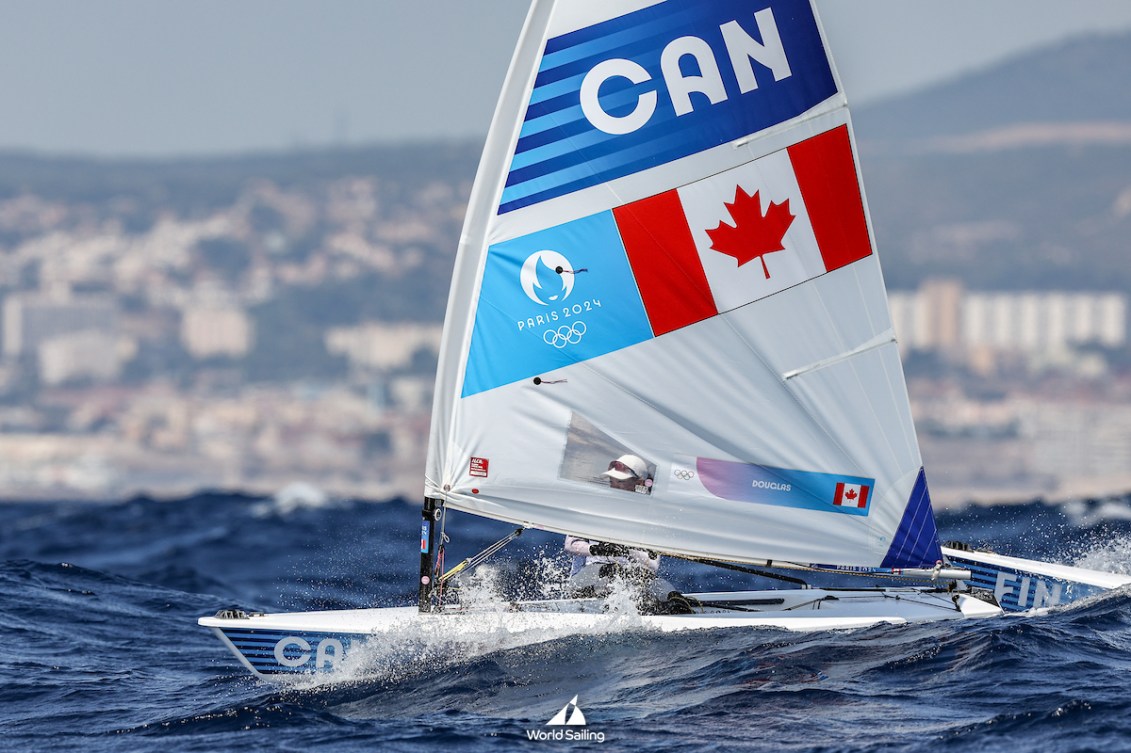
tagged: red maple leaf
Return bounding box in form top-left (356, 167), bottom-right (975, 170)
top-left (705, 187), bottom-right (795, 279)
top-left (845, 488), bottom-right (857, 501)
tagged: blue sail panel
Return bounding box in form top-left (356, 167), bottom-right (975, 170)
top-left (881, 468), bottom-right (942, 569)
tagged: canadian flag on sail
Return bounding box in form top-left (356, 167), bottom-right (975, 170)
top-left (833, 482), bottom-right (870, 509)
top-left (613, 125), bottom-right (873, 337)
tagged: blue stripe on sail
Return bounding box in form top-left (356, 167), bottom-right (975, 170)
top-left (500, 0), bottom-right (838, 214)
top-left (541, 4), bottom-right (701, 59)
top-left (520, 86), bottom-right (639, 137)
top-left (518, 107), bottom-right (595, 148)
top-left (510, 127), bottom-right (612, 172)
top-left (535, 32), bottom-right (678, 89)
top-left (506, 124), bottom-right (695, 194)
top-left (881, 468), bottom-right (942, 569)
top-left (527, 73), bottom-right (587, 108)
top-left (500, 140), bottom-right (698, 214)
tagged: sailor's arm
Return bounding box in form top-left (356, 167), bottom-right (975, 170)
top-left (563, 535), bottom-right (595, 557)
top-left (627, 547), bottom-right (660, 572)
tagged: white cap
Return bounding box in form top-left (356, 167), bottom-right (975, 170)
top-left (602, 454), bottom-right (648, 481)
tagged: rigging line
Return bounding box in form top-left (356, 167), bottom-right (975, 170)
top-left (440, 527), bottom-right (525, 584)
top-left (782, 597), bottom-right (828, 611)
top-left (434, 502), bottom-right (450, 605)
top-left (665, 553), bottom-right (810, 588)
top-left (878, 591), bottom-right (966, 613)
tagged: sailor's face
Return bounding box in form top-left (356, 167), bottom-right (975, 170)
top-left (609, 475), bottom-right (638, 492)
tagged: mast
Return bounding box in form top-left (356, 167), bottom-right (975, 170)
top-left (418, 497), bottom-right (441, 612)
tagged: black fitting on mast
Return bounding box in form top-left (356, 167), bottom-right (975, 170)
top-left (418, 497), bottom-right (442, 612)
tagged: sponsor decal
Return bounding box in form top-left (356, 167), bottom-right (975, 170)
top-left (420, 521), bottom-right (430, 553)
top-left (669, 456), bottom-right (874, 516)
top-left (994, 571), bottom-right (1062, 610)
top-left (462, 212), bottom-right (651, 397)
top-left (671, 466), bottom-right (696, 482)
top-left (521, 250), bottom-right (577, 305)
top-left (501, 0), bottom-right (837, 213)
top-left (464, 125), bottom-right (871, 396)
top-left (469, 457), bottom-right (490, 478)
top-left (525, 695), bottom-right (606, 744)
top-left (543, 322), bottom-right (587, 349)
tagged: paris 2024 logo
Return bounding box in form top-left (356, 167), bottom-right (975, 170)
top-left (516, 250), bottom-right (602, 349)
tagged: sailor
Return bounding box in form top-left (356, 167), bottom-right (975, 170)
top-left (603, 453), bottom-right (652, 495)
top-left (564, 535), bottom-right (660, 581)
top-left (563, 453), bottom-right (688, 611)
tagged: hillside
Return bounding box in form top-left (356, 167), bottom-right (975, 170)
top-left (1, 29), bottom-right (1130, 303)
top-left (853, 30), bottom-right (1131, 291)
top-left (855, 31), bottom-right (1131, 143)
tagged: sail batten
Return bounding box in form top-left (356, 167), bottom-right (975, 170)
top-left (426, 0), bottom-right (942, 569)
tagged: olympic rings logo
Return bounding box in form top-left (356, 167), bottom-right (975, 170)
top-left (672, 469), bottom-right (695, 481)
top-left (543, 321), bottom-right (587, 348)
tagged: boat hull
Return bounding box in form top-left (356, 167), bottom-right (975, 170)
top-left (944, 546), bottom-right (1131, 612)
top-left (199, 587), bottom-right (1001, 679)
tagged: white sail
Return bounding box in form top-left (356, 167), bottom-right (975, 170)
top-left (425, 0), bottom-right (941, 569)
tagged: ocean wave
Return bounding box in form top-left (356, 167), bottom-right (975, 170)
top-left (3, 493), bottom-right (1131, 752)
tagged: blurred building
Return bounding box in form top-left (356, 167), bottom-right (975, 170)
top-left (3, 292), bottom-right (118, 359)
top-left (38, 332), bottom-right (123, 386)
top-left (2, 292), bottom-right (124, 384)
top-left (890, 280), bottom-right (1127, 365)
top-left (181, 307), bottom-right (254, 359)
top-left (324, 323), bottom-right (441, 372)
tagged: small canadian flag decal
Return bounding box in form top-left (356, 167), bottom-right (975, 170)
top-left (833, 482), bottom-right (870, 509)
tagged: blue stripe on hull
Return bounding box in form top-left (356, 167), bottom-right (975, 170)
top-left (218, 628), bottom-right (359, 674)
top-left (945, 555), bottom-right (1106, 612)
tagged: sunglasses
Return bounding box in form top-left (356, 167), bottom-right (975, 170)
top-left (608, 461), bottom-right (639, 477)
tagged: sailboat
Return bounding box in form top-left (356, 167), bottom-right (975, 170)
top-left (200, 0), bottom-right (1131, 678)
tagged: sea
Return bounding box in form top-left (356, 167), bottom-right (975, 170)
top-left (2, 490), bottom-right (1130, 753)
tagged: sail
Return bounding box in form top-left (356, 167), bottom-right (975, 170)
top-left (425, 0), bottom-right (942, 569)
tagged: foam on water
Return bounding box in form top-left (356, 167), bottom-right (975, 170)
top-left (283, 564), bottom-right (660, 690)
top-left (1073, 536), bottom-right (1131, 575)
top-left (1063, 496), bottom-right (1131, 527)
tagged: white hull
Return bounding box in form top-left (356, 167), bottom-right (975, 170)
top-left (199, 587), bottom-right (1002, 679)
top-left (199, 548), bottom-right (1131, 680)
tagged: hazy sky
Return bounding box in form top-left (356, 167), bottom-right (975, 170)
top-left (3, 0), bottom-right (1131, 157)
